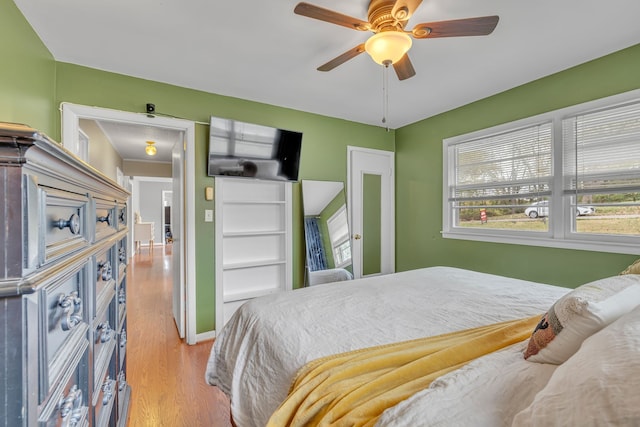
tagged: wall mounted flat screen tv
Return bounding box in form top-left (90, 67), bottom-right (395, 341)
top-left (207, 116), bottom-right (303, 182)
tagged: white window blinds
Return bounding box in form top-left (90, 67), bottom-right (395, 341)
top-left (327, 205), bottom-right (351, 267)
top-left (563, 100), bottom-right (640, 195)
top-left (449, 123), bottom-right (553, 203)
top-left (210, 117), bottom-right (277, 158)
top-left (327, 206), bottom-right (349, 247)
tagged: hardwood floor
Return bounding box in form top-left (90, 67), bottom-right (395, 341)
top-left (126, 245), bottom-right (232, 427)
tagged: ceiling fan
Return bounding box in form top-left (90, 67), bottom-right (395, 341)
top-left (294, 0), bottom-right (499, 80)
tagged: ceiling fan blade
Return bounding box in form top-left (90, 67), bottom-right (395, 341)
top-left (391, 0), bottom-right (423, 21)
top-left (294, 2), bottom-right (371, 31)
top-left (392, 54), bottom-right (416, 80)
top-left (411, 16), bottom-right (499, 38)
top-left (317, 44), bottom-right (366, 72)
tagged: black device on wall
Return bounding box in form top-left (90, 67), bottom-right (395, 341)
top-left (207, 116), bottom-right (303, 182)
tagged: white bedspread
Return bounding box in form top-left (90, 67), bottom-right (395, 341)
top-left (375, 342), bottom-right (558, 427)
top-left (205, 266), bottom-right (569, 427)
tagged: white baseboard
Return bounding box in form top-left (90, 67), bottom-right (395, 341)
top-left (195, 330), bottom-right (216, 343)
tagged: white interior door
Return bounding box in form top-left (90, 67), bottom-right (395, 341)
top-left (172, 138), bottom-right (185, 338)
top-left (348, 147), bottom-right (395, 279)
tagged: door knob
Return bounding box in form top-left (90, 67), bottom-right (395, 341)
top-left (354, 234), bottom-right (361, 240)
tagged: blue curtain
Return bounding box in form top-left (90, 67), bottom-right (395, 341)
top-left (304, 217), bottom-right (328, 271)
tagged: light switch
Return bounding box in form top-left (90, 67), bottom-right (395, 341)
top-left (204, 209), bottom-right (213, 222)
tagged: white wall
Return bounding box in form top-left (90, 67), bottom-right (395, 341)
top-left (79, 119), bottom-right (124, 182)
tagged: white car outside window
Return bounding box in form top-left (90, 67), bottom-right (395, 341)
top-left (524, 201), bottom-right (595, 218)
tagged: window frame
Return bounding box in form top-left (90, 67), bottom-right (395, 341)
top-left (442, 88), bottom-right (640, 256)
top-left (76, 128), bottom-right (89, 162)
top-left (326, 204), bottom-right (352, 268)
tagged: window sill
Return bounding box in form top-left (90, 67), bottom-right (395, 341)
top-left (442, 230), bottom-right (640, 256)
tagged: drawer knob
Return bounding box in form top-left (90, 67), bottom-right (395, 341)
top-left (58, 292), bottom-right (83, 331)
top-left (59, 384), bottom-right (83, 425)
top-left (119, 329), bottom-right (127, 348)
top-left (96, 322), bottom-right (113, 343)
top-left (97, 212), bottom-right (112, 226)
top-left (101, 377), bottom-right (114, 405)
top-left (97, 260), bottom-right (112, 281)
top-left (118, 288), bottom-right (126, 305)
top-left (54, 213), bottom-right (81, 235)
top-left (118, 371), bottom-right (127, 391)
top-left (119, 247), bottom-right (126, 263)
top-left (119, 208), bottom-right (126, 224)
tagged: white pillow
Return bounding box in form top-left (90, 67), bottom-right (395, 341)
top-left (513, 305), bottom-right (640, 427)
top-left (524, 275), bottom-right (640, 364)
top-left (620, 257), bottom-right (640, 275)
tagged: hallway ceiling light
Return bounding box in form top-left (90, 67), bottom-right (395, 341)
top-left (145, 140), bottom-right (157, 156)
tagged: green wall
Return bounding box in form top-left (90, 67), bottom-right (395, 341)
top-left (0, 0), bottom-right (56, 134)
top-left (394, 43), bottom-right (640, 288)
top-left (52, 64), bottom-right (394, 333)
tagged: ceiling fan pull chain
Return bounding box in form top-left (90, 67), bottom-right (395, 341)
top-left (382, 61), bottom-right (390, 127)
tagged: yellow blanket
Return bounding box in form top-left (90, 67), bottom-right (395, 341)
top-left (267, 315), bottom-right (540, 427)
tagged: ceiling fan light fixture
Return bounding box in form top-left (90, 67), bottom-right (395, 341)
top-left (364, 31), bottom-right (412, 65)
top-left (145, 140), bottom-right (157, 156)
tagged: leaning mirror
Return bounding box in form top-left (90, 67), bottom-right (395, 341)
top-left (302, 180), bottom-right (353, 286)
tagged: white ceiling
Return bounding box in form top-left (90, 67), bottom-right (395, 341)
top-left (92, 119), bottom-right (182, 163)
top-left (302, 180), bottom-right (345, 215)
top-left (14, 0), bottom-right (640, 160)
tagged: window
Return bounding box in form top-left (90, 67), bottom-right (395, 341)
top-left (447, 122), bottom-right (553, 233)
top-left (443, 89), bottom-right (640, 255)
top-left (327, 205), bottom-right (352, 268)
top-left (562, 102), bottom-right (640, 238)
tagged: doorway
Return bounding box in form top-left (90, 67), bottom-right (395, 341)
top-left (132, 177), bottom-right (173, 249)
top-left (60, 103), bottom-right (198, 344)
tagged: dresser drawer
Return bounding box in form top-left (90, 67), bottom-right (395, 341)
top-left (42, 187), bottom-right (89, 264)
top-left (117, 319), bottom-right (127, 372)
top-left (94, 198), bottom-right (117, 242)
top-left (93, 296), bottom-right (116, 387)
top-left (117, 278), bottom-right (127, 330)
top-left (40, 263), bottom-right (90, 401)
top-left (95, 247), bottom-right (115, 306)
top-left (117, 238), bottom-right (127, 279)
top-left (117, 368), bottom-right (131, 427)
top-left (38, 344), bottom-right (89, 427)
top-left (93, 352), bottom-right (117, 427)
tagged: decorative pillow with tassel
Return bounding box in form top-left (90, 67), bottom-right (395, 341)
top-left (524, 275), bottom-right (640, 364)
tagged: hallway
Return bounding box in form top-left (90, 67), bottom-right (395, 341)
top-left (126, 245), bottom-right (232, 426)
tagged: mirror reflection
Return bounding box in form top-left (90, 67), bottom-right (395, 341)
top-left (302, 180), bottom-right (353, 286)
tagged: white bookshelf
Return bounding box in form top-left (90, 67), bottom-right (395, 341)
top-left (214, 177), bottom-right (292, 329)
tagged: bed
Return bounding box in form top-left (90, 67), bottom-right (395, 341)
top-left (205, 264), bottom-right (640, 426)
top-left (307, 267), bottom-right (353, 286)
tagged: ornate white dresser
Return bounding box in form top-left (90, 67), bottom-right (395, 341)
top-left (0, 122), bottom-right (131, 426)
